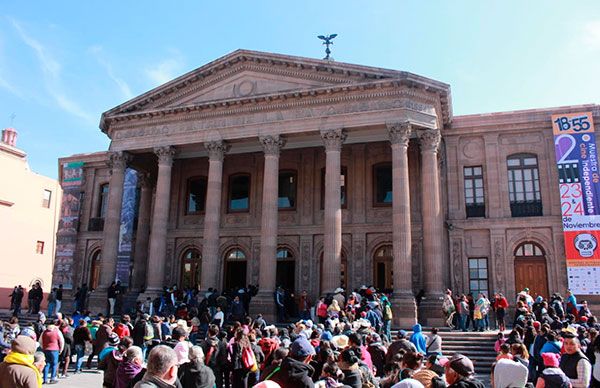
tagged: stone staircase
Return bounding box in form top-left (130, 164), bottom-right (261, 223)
top-left (403, 328), bottom-right (498, 382)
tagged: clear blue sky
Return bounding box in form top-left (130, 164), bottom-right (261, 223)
top-left (2, 1), bottom-right (600, 179)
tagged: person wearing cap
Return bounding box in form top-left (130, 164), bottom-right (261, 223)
top-left (536, 352), bottom-right (570, 388)
top-left (269, 336), bottom-right (315, 388)
top-left (559, 336), bottom-right (591, 388)
top-left (441, 353), bottom-right (485, 388)
top-left (100, 336), bottom-right (133, 388)
top-left (0, 335), bottom-right (43, 387)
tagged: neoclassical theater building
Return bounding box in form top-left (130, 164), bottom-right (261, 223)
top-left (56, 50), bottom-right (600, 324)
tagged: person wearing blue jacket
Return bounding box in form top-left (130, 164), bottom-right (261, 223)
top-left (410, 323), bottom-right (427, 354)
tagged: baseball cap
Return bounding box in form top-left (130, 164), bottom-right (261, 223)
top-left (440, 353), bottom-right (475, 377)
top-left (290, 336), bottom-right (316, 358)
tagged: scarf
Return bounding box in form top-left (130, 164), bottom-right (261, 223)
top-left (4, 351), bottom-right (43, 387)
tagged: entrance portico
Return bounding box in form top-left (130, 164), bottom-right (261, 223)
top-left (89, 50), bottom-right (452, 324)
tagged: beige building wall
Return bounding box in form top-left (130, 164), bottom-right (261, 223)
top-left (0, 135), bottom-right (61, 309)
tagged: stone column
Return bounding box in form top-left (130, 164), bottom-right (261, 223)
top-left (250, 135), bottom-right (285, 321)
top-left (98, 151), bottom-right (131, 289)
top-left (131, 173), bottom-right (152, 291)
top-left (145, 146), bottom-right (176, 293)
top-left (200, 141), bottom-right (229, 292)
top-left (387, 122), bottom-right (418, 326)
top-left (418, 129), bottom-right (445, 324)
top-left (321, 128), bottom-right (346, 294)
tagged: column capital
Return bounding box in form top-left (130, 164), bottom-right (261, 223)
top-left (320, 128), bottom-right (347, 152)
top-left (387, 122), bottom-right (412, 147)
top-left (417, 129), bottom-right (441, 153)
top-left (108, 151), bottom-right (131, 171)
top-left (259, 135), bottom-right (286, 156)
top-left (154, 146), bottom-right (176, 165)
top-left (204, 141), bottom-right (231, 162)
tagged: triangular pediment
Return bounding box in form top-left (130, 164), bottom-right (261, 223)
top-left (101, 49), bottom-right (453, 132)
top-left (103, 50), bottom-right (401, 117)
top-left (157, 68), bottom-right (341, 108)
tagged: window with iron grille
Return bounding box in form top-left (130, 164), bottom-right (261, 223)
top-left (464, 166), bottom-right (485, 218)
top-left (507, 154), bottom-right (542, 217)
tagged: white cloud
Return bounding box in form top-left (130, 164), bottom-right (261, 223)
top-left (581, 20), bottom-right (600, 51)
top-left (0, 74), bottom-right (24, 99)
top-left (145, 56), bottom-right (183, 86)
top-left (10, 19), bottom-right (95, 124)
top-left (89, 45), bottom-right (133, 100)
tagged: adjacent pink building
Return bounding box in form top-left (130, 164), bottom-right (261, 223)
top-left (54, 50), bottom-right (599, 323)
top-left (0, 128), bottom-right (61, 310)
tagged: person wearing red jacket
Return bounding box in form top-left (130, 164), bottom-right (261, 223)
top-left (113, 321), bottom-right (130, 339)
top-left (494, 292), bottom-right (509, 331)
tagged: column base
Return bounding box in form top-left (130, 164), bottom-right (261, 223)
top-left (249, 291), bottom-right (277, 324)
top-left (417, 293), bottom-right (446, 327)
top-left (390, 292), bottom-right (418, 329)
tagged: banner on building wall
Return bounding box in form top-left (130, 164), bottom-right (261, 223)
top-left (115, 168), bottom-right (138, 286)
top-left (553, 111), bottom-right (600, 295)
top-left (53, 161), bottom-right (84, 289)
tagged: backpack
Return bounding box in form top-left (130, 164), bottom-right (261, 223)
top-left (383, 304), bottom-right (393, 321)
top-left (143, 322), bottom-right (154, 341)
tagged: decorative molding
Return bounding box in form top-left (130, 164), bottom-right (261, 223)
top-left (109, 87), bottom-right (440, 136)
top-left (451, 239), bottom-right (463, 293)
top-left (320, 128), bottom-right (347, 151)
top-left (259, 135), bottom-right (286, 156)
top-left (494, 239), bottom-right (504, 292)
top-left (417, 129), bottom-right (441, 153)
top-left (154, 146), bottom-right (176, 164)
top-left (204, 141), bottom-right (230, 161)
top-left (387, 121), bottom-right (412, 147)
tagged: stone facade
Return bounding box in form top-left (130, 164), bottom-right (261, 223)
top-left (56, 50), bottom-right (600, 323)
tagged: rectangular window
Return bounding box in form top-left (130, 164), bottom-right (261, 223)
top-left (464, 166), bottom-right (485, 218)
top-left (228, 174), bottom-right (250, 212)
top-left (468, 258), bottom-right (488, 296)
top-left (36, 241), bottom-right (44, 254)
top-left (507, 155), bottom-right (542, 217)
top-left (186, 177), bottom-right (208, 214)
top-left (374, 163), bottom-right (393, 206)
top-left (278, 171), bottom-right (297, 209)
top-left (98, 184), bottom-right (109, 218)
top-left (42, 189), bottom-right (52, 208)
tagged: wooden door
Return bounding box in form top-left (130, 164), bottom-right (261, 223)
top-left (514, 258), bottom-right (549, 299)
top-left (90, 252), bottom-right (101, 289)
top-left (374, 259), bottom-right (393, 291)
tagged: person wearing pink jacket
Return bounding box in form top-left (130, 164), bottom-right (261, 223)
top-left (41, 320), bottom-right (65, 384)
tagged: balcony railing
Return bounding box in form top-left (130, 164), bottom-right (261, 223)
top-left (510, 201), bottom-right (543, 217)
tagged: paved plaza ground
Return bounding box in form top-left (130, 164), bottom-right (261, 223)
top-left (50, 370), bottom-right (103, 387)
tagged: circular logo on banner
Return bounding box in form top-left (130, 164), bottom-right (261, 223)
top-left (574, 233), bottom-right (597, 258)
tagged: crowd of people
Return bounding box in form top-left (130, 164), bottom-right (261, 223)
top-left (0, 283), bottom-right (598, 387)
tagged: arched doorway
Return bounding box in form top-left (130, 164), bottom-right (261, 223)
top-left (373, 245), bottom-right (393, 291)
top-left (223, 248), bottom-right (247, 291)
top-left (319, 251), bottom-right (348, 294)
top-left (276, 248), bottom-right (295, 292)
top-left (180, 248), bottom-right (201, 290)
top-left (89, 250), bottom-right (101, 290)
top-left (514, 242), bottom-right (549, 298)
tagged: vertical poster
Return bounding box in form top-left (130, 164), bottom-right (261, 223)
top-left (53, 161), bottom-right (84, 289)
top-left (553, 111), bottom-right (600, 295)
top-left (115, 168), bottom-right (138, 285)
